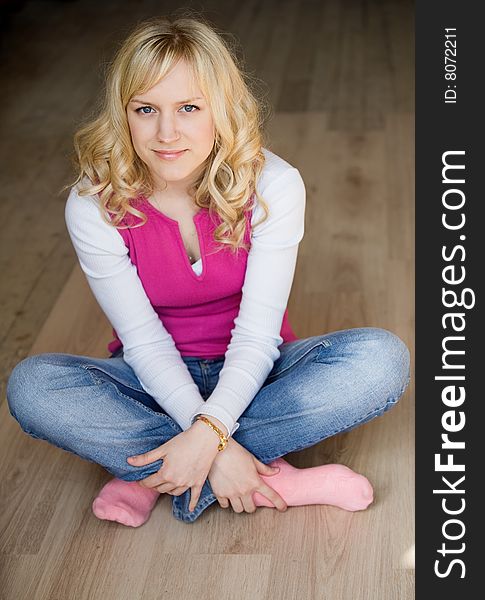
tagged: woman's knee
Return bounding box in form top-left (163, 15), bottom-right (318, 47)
top-left (6, 354), bottom-right (58, 429)
top-left (362, 327), bottom-right (411, 406)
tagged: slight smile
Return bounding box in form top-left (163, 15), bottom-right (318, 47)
top-left (154, 149), bottom-right (187, 160)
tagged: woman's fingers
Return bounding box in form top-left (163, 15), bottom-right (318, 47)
top-left (230, 497), bottom-right (244, 513)
top-left (259, 484), bottom-right (288, 511)
top-left (143, 475), bottom-right (188, 495)
top-left (241, 496), bottom-right (257, 513)
top-left (127, 447), bottom-right (163, 466)
top-left (138, 467), bottom-right (170, 490)
top-left (188, 485), bottom-right (203, 512)
top-left (166, 486), bottom-right (189, 496)
top-left (154, 482), bottom-right (178, 494)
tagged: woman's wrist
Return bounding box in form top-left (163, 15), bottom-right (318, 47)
top-left (193, 415), bottom-right (229, 437)
top-left (190, 417), bottom-right (229, 450)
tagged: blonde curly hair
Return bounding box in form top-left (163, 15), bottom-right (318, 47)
top-left (68, 12), bottom-right (271, 252)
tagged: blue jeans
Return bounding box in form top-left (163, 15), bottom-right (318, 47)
top-left (6, 327), bottom-right (410, 524)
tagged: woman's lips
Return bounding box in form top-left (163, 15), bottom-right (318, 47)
top-left (154, 149), bottom-right (187, 160)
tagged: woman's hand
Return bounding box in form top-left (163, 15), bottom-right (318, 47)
top-left (208, 438), bottom-right (288, 514)
top-left (126, 421), bottom-right (221, 512)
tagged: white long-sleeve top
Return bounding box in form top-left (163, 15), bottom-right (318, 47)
top-left (64, 147), bottom-right (306, 437)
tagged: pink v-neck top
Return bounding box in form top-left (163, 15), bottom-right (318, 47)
top-left (65, 148), bottom-right (306, 436)
top-left (108, 194), bottom-right (297, 359)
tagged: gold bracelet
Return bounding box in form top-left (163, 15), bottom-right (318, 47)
top-left (195, 415), bottom-right (228, 451)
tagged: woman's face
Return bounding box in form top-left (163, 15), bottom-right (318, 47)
top-left (127, 59), bottom-right (215, 195)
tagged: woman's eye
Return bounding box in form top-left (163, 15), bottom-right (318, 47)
top-left (180, 104), bottom-right (199, 113)
top-left (136, 106), bottom-right (154, 115)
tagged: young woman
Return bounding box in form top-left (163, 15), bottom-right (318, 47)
top-left (6, 15), bottom-right (410, 526)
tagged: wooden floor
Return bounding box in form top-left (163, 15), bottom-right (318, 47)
top-left (0, 0), bottom-right (414, 598)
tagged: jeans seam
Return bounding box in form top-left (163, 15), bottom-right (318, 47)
top-left (311, 341), bottom-right (336, 363)
top-left (85, 367), bottom-right (179, 429)
top-left (82, 362), bottom-right (147, 396)
top-left (32, 356), bottom-right (148, 398)
top-left (266, 340), bottom-right (331, 382)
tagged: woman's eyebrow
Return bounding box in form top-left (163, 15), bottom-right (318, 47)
top-left (130, 97), bottom-right (204, 105)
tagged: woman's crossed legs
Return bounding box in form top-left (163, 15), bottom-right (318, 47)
top-left (6, 327), bottom-right (410, 524)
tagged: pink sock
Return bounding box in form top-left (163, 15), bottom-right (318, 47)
top-left (92, 478), bottom-right (160, 527)
top-left (252, 457), bottom-right (374, 511)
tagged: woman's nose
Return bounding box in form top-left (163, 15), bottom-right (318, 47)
top-left (156, 115), bottom-right (180, 144)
